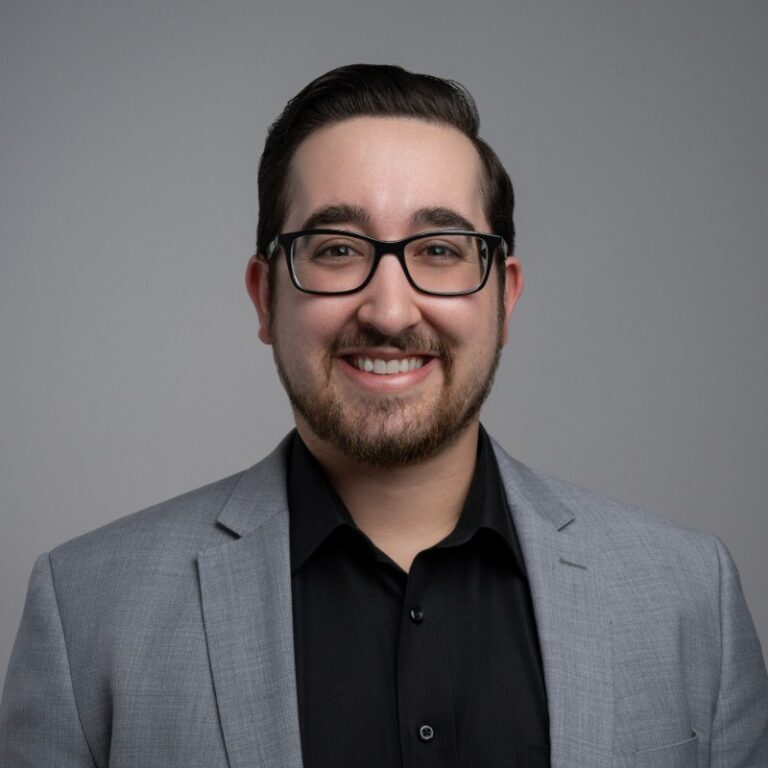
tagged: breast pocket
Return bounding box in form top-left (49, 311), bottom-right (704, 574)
top-left (632, 731), bottom-right (698, 768)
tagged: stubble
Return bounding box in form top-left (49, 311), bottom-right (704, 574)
top-left (271, 325), bottom-right (503, 467)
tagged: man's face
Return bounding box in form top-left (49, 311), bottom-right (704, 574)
top-left (248, 116), bottom-right (522, 466)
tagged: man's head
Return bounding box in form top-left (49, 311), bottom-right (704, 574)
top-left (246, 64), bottom-right (523, 466)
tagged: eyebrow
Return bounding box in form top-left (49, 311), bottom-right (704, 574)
top-left (300, 204), bottom-right (370, 231)
top-left (411, 207), bottom-right (477, 232)
top-left (299, 204), bottom-right (478, 234)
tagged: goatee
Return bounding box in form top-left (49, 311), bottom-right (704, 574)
top-left (273, 328), bottom-right (502, 467)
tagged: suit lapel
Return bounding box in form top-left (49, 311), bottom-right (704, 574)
top-left (198, 437), bottom-right (304, 768)
top-left (196, 434), bottom-right (614, 768)
top-left (493, 442), bottom-right (614, 768)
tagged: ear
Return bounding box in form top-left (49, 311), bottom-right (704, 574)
top-left (245, 254), bottom-right (273, 345)
top-left (500, 256), bottom-right (524, 347)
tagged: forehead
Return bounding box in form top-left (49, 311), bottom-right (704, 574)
top-left (285, 116), bottom-right (488, 234)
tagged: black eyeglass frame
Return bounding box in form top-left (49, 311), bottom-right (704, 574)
top-left (265, 229), bottom-right (508, 297)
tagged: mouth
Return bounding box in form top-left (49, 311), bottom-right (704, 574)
top-left (335, 349), bottom-right (437, 391)
top-left (348, 355), bottom-right (427, 375)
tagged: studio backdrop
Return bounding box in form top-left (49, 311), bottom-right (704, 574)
top-left (2, 0), bottom-right (766, 689)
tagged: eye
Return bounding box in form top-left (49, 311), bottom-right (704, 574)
top-left (415, 240), bottom-right (465, 262)
top-left (318, 244), bottom-right (352, 258)
top-left (309, 238), bottom-right (366, 261)
top-left (425, 244), bottom-right (459, 258)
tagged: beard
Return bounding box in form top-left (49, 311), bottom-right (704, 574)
top-left (271, 322), bottom-right (503, 468)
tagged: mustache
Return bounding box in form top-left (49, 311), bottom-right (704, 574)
top-left (328, 329), bottom-right (452, 358)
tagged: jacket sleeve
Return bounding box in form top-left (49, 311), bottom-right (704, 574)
top-left (0, 553), bottom-right (97, 767)
top-left (709, 538), bottom-right (768, 767)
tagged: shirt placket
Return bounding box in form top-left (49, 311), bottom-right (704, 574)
top-left (396, 552), bottom-right (459, 768)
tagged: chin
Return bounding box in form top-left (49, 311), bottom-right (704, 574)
top-left (301, 401), bottom-right (476, 467)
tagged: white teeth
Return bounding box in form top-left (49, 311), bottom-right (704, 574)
top-left (353, 356), bottom-right (426, 375)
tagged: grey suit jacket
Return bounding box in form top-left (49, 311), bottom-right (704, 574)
top-left (2, 434), bottom-right (767, 767)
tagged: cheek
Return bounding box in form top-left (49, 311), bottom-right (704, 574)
top-left (427, 297), bottom-right (495, 343)
top-left (276, 293), bottom-right (358, 346)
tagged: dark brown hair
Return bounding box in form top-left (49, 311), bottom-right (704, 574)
top-left (256, 64), bottom-right (515, 297)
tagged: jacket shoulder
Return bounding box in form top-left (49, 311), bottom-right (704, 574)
top-left (490, 436), bottom-right (723, 559)
top-left (49, 469), bottom-right (247, 569)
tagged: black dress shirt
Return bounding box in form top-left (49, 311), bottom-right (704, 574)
top-left (288, 427), bottom-right (550, 768)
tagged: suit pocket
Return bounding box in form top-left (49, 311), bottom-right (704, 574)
top-left (632, 731), bottom-right (698, 768)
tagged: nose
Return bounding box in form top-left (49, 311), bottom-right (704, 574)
top-left (355, 253), bottom-right (422, 336)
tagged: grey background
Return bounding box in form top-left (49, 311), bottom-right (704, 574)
top-left (1, 0), bottom-right (766, 691)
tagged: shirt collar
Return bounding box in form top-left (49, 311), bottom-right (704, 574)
top-left (288, 432), bottom-right (353, 574)
top-left (287, 425), bottom-right (526, 576)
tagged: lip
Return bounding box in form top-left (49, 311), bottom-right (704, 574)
top-left (336, 346), bottom-right (435, 361)
top-left (337, 354), bottom-right (438, 392)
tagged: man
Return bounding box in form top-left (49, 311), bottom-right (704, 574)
top-left (1, 64), bottom-right (766, 767)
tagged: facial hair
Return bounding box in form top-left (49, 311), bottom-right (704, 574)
top-left (271, 322), bottom-right (503, 468)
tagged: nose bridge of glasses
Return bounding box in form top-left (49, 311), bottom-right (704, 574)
top-left (373, 236), bottom-right (407, 263)
top-left (368, 240), bottom-right (413, 288)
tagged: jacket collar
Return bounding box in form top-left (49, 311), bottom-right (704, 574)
top-left (214, 433), bottom-right (294, 538)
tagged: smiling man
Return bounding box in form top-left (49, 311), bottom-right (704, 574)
top-left (1, 65), bottom-right (767, 768)
top-left (248, 114), bottom-right (521, 574)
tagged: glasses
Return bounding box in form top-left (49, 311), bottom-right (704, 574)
top-left (266, 229), bottom-right (507, 296)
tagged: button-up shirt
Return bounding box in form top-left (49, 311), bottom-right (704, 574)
top-left (288, 426), bottom-right (550, 767)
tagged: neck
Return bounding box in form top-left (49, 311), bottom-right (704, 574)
top-left (296, 419), bottom-right (480, 572)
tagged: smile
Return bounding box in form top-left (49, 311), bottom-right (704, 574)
top-left (351, 356), bottom-right (426, 375)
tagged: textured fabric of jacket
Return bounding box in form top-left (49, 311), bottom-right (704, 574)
top-left (1, 432), bottom-right (767, 767)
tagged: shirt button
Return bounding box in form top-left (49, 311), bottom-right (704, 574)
top-left (418, 724), bottom-right (435, 742)
top-left (409, 606), bottom-right (424, 624)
